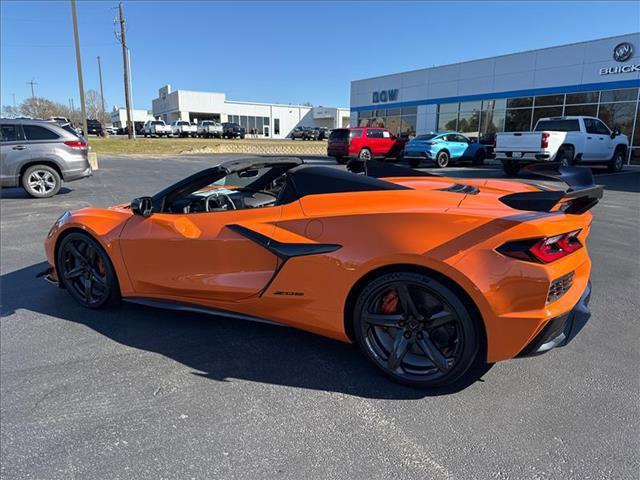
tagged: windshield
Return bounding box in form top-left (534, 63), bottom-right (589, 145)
top-left (177, 121), bottom-right (189, 125)
top-left (152, 121), bottom-right (164, 126)
top-left (534, 120), bottom-right (580, 132)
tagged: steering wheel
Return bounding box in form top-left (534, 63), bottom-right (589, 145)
top-left (205, 193), bottom-right (236, 212)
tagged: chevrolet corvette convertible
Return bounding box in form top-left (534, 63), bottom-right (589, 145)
top-left (42, 158), bottom-right (600, 387)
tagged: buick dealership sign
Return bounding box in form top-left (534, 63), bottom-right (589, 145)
top-left (372, 89), bottom-right (399, 103)
top-left (599, 42), bottom-right (638, 75)
top-left (613, 42), bottom-right (633, 62)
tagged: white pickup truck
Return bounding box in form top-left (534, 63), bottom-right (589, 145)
top-left (171, 120), bottom-right (197, 138)
top-left (495, 116), bottom-right (628, 175)
top-left (143, 120), bottom-right (172, 137)
top-left (197, 120), bottom-right (223, 138)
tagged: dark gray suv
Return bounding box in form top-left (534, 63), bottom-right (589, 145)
top-left (0, 119), bottom-right (92, 198)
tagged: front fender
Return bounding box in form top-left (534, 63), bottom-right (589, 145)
top-left (45, 207), bottom-right (134, 293)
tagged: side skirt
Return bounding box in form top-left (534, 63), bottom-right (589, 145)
top-left (123, 297), bottom-right (285, 327)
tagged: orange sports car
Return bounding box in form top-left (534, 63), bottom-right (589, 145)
top-left (42, 158), bottom-right (600, 388)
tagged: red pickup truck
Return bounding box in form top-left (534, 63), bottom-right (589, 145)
top-left (327, 127), bottom-right (407, 164)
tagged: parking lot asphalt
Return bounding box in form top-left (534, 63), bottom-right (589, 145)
top-left (1, 154), bottom-right (639, 479)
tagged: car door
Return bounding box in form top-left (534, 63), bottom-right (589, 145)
top-left (119, 204), bottom-right (282, 302)
top-left (450, 134), bottom-right (471, 158)
top-left (593, 118), bottom-right (614, 160)
top-left (0, 123), bottom-right (29, 186)
top-left (365, 128), bottom-right (385, 156)
top-left (582, 119), bottom-right (606, 161)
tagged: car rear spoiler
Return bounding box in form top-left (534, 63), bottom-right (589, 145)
top-left (499, 164), bottom-right (603, 215)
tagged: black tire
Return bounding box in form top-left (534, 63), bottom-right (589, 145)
top-left (57, 232), bottom-right (121, 309)
top-left (503, 160), bottom-right (520, 176)
top-left (352, 271), bottom-right (480, 388)
top-left (435, 150), bottom-right (450, 168)
top-left (358, 148), bottom-right (372, 162)
top-left (22, 164), bottom-right (61, 198)
top-left (408, 158), bottom-right (420, 168)
top-left (472, 149), bottom-right (486, 166)
top-left (144, 132), bottom-right (148, 138)
top-left (334, 156), bottom-right (347, 165)
top-left (556, 149), bottom-right (574, 167)
top-left (608, 148), bottom-right (625, 172)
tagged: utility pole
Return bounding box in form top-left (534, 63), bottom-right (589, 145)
top-left (118, 1), bottom-right (133, 139)
top-left (26, 79), bottom-right (38, 98)
top-left (70, 0), bottom-right (88, 138)
top-left (96, 55), bottom-right (106, 123)
top-left (126, 48), bottom-right (136, 138)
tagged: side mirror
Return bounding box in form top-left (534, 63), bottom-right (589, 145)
top-left (611, 127), bottom-right (621, 138)
top-left (131, 196), bottom-right (154, 217)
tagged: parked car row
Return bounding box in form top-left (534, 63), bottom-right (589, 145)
top-left (290, 126), bottom-right (331, 141)
top-left (141, 120), bottom-right (247, 139)
top-left (328, 115), bottom-right (628, 173)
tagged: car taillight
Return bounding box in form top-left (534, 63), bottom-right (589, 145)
top-left (541, 131), bottom-right (551, 149)
top-left (497, 230), bottom-right (582, 263)
top-left (64, 140), bottom-right (87, 150)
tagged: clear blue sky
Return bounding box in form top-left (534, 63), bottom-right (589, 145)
top-left (1, 1), bottom-right (639, 111)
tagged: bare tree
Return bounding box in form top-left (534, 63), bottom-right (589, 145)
top-left (84, 89), bottom-right (107, 123)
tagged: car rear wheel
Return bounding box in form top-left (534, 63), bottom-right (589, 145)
top-left (556, 149), bottom-right (574, 167)
top-left (472, 150), bottom-right (486, 166)
top-left (22, 165), bottom-right (61, 198)
top-left (353, 271), bottom-right (480, 388)
top-left (503, 160), bottom-right (520, 176)
top-left (358, 148), bottom-right (372, 161)
top-left (57, 232), bottom-right (120, 309)
top-left (608, 148), bottom-right (625, 172)
top-left (435, 150), bottom-right (450, 168)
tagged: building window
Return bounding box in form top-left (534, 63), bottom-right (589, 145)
top-left (564, 104), bottom-right (598, 117)
top-left (600, 88), bottom-right (638, 103)
top-left (506, 97), bottom-right (533, 108)
top-left (263, 117), bottom-right (269, 125)
top-left (274, 118), bottom-right (280, 135)
top-left (566, 91), bottom-right (600, 104)
top-left (505, 108), bottom-right (532, 132)
top-left (534, 94), bottom-right (564, 107)
top-left (598, 102), bottom-right (636, 140)
top-left (532, 106), bottom-right (563, 126)
top-left (400, 115), bottom-right (417, 137)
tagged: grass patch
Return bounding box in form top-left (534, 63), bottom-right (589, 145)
top-left (88, 137), bottom-right (327, 156)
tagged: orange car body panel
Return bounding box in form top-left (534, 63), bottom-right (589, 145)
top-left (45, 175), bottom-right (593, 363)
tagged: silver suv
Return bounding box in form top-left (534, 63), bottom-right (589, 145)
top-left (0, 119), bottom-right (92, 198)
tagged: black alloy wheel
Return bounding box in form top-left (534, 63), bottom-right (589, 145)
top-left (57, 232), bottom-right (120, 309)
top-left (353, 272), bottom-right (479, 387)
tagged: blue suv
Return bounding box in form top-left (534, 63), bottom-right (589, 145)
top-left (404, 132), bottom-right (488, 168)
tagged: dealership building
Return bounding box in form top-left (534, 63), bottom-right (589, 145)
top-left (350, 33), bottom-right (640, 164)
top-left (151, 85), bottom-right (350, 139)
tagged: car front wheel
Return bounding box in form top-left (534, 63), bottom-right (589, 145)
top-left (57, 232), bottom-right (121, 309)
top-left (22, 165), bottom-right (61, 198)
top-left (608, 148), bottom-right (625, 172)
top-left (353, 271), bottom-right (481, 388)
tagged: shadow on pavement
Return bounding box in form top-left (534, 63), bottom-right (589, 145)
top-left (0, 187), bottom-right (72, 199)
top-left (1, 263), bottom-right (492, 399)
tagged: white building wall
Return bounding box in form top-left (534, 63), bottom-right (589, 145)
top-left (351, 33), bottom-right (640, 112)
top-left (151, 85), bottom-right (348, 139)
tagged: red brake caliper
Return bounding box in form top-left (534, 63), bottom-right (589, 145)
top-left (381, 289), bottom-right (399, 314)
